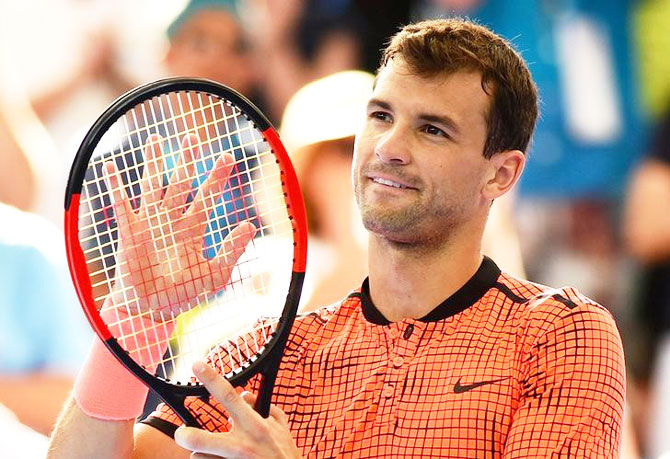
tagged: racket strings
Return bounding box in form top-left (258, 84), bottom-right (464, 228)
top-left (78, 183), bottom-right (289, 250)
top-left (79, 136), bottom-right (286, 247)
top-left (79, 90), bottom-right (294, 385)
top-left (110, 95), bottom-right (248, 149)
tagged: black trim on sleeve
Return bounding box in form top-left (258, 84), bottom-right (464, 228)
top-left (140, 416), bottom-right (180, 439)
top-left (552, 293), bottom-right (578, 309)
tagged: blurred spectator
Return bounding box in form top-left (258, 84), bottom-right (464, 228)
top-left (0, 92), bottom-right (90, 437)
top-left (0, 3), bottom-right (136, 224)
top-left (280, 70), bottom-right (372, 311)
top-left (165, 0), bottom-right (256, 97)
top-left (242, 0), bottom-right (365, 121)
top-left (0, 202), bottom-right (91, 435)
top-left (30, 30), bottom-right (133, 126)
top-left (623, 109), bottom-right (670, 458)
top-left (0, 108), bottom-right (36, 211)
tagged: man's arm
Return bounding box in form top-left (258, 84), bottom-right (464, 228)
top-left (48, 396), bottom-right (135, 459)
top-left (48, 363), bottom-right (301, 458)
top-left (503, 292), bottom-right (626, 457)
top-left (48, 395), bottom-right (188, 459)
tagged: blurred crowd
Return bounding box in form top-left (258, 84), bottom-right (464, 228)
top-left (0, 0), bottom-right (669, 457)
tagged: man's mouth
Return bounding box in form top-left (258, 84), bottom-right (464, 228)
top-left (370, 177), bottom-right (414, 190)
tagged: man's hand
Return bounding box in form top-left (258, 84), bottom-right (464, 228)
top-left (174, 362), bottom-right (301, 458)
top-left (104, 133), bottom-right (256, 320)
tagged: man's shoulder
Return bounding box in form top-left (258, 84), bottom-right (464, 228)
top-left (495, 272), bottom-right (620, 340)
top-left (491, 270), bottom-right (613, 326)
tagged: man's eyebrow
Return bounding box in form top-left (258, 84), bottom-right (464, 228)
top-left (366, 98), bottom-right (391, 111)
top-left (418, 113), bottom-right (461, 136)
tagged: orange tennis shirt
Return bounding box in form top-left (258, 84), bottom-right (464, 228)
top-left (144, 257), bottom-right (626, 457)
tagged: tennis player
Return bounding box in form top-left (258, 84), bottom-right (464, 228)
top-left (49, 17), bottom-right (625, 458)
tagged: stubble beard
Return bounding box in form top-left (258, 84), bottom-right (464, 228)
top-left (354, 176), bottom-right (464, 251)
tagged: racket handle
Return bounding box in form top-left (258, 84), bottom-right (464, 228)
top-left (253, 374), bottom-right (276, 418)
top-left (253, 349), bottom-right (282, 418)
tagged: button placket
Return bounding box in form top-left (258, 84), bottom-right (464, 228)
top-left (377, 321), bottom-right (420, 420)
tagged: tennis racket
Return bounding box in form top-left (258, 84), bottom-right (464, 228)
top-left (64, 77), bottom-right (307, 428)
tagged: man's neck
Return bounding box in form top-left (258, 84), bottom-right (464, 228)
top-left (366, 231), bottom-right (484, 323)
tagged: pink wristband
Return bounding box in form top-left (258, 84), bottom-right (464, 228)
top-left (73, 310), bottom-right (175, 420)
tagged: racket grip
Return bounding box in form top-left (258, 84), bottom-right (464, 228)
top-left (73, 310), bottom-right (175, 420)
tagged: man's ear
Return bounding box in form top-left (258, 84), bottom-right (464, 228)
top-left (482, 150), bottom-right (525, 200)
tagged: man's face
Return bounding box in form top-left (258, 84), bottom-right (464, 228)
top-left (352, 58), bottom-right (492, 248)
top-left (166, 9), bottom-right (253, 94)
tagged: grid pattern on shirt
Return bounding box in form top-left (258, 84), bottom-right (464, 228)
top-left (145, 269), bottom-right (626, 458)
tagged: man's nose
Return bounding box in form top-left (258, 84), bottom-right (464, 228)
top-left (373, 124), bottom-right (411, 165)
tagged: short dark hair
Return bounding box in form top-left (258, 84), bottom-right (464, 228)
top-left (380, 18), bottom-right (538, 158)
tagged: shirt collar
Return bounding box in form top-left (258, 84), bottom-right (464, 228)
top-left (357, 256), bottom-right (501, 325)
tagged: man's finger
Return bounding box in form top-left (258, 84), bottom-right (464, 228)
top-left (241, 391), bottom-right (255, 406)
top-left (187, 152), bottom-right (235, 222)
top-left (218, 221), bottom-right (257, 267)
top-left (207, 221), bottom-right (257, 291)
top-left (162, 134), bottom-right (201, 216)
top-left (174, 426), bottom-right (241, 457)
top-left (241, 391), bottom-right (289, 424)
top-left (103, 161), bottom-right (135, 231)
top-left (192, 361), bottom-right (261, 430)
top-left (139, 134), bottom-right (165, 209)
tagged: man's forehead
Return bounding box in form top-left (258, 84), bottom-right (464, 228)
top-left (371, 59), bottom-right (491, 122)
top-left (374, 58), bottom-right (486, 89)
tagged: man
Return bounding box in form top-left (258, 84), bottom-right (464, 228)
top-left (48, 18), bottom-right (626, 457)
top-left (0, 203), bottom-right (91, 438)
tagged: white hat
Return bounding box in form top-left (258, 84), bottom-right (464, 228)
top-left (280, 70), bottom-right (375, 155)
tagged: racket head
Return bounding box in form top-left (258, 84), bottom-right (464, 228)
top-left (64, 77), bottom-right (307, 425)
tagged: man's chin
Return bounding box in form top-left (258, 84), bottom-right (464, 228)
top-left (361, 210), bottom-right (418, 241)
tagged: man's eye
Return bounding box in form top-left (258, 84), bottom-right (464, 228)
top-left (370, 111), bottom-right (391, 122)
top-left (422, 124), bottom-right (448, 138)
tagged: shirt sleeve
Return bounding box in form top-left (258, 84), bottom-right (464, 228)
top-left (503, 290), bottom-right (626, 457)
